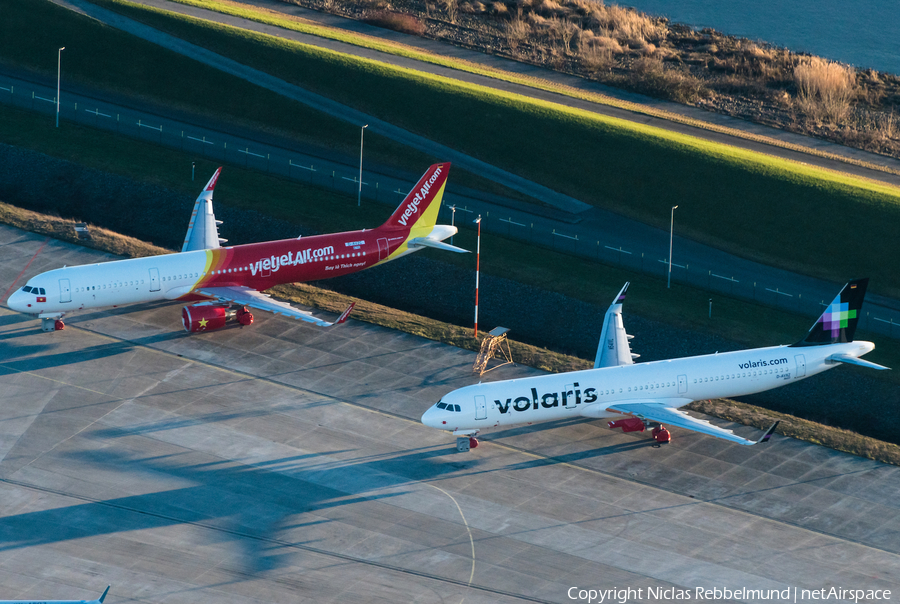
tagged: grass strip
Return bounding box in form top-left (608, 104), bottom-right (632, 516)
top-left (77, 0), bottom-right (900, 296)
top-left (3, 199), bottom-right (896, 465)
top-left (168, 0), bottom-right (900, 180)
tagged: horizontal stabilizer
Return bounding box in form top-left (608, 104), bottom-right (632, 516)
top-left (827, 353), bottom-right (890, 370)
top-left (406, 237), bottom-right (469, 254)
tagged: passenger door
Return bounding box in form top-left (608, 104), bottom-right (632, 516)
top-left (59, 279), bottom-right (71, 303)
top-left (474, 395), bottom-right (487, 420)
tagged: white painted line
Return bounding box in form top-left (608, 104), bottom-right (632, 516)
top-left (658, 259), bottom-right (686, 268)
top-left (35, 95), bottom-right (56, 104)
top-left (605, 245), bottom-right (632, 255)
top-left (342, 177), bottom-right (368, 185)
top-left (499, 217), bottom-right (525, 227)
top-left (453, 206), bottom-right (474, 214)
top-left (85, 108), bottom-right (111, 118)
top-left (765, 288), bottom-right (793, 297)
top-left (137, 122), bottom-right (162, 132)
top-left (289, 161), bottom-right (315, 171)
top-left (238, 148), bottom-right (265, 158)
top-left (711, 273), bottom-right (739, 283)
top-left (187, 135), bottom-right (214, 145)
top-left (553, 231), bottom-right (577, 240)
top-left (873, 317), bottom-right (896, 325)
top-left (0, 86), bottom-right (11, 92)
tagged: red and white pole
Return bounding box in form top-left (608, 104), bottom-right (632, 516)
top-left (474, 215), bottom-right (482, 338)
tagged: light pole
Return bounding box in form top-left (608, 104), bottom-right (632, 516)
top-left (357, 124), bottom-right (368, 207)
top-left (56, 46), bottom-right (65, 128)
top-left (449, 205), bottom-right (456, 245)
top-left (474, 215), bottom-right (481, 338)
top-left (668, 205), bottom-right (678, 289)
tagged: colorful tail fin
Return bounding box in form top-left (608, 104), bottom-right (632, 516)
top-left (382, 163), bottom-right (450, 233)
top-left (791, 278), bottom-right (868, 347)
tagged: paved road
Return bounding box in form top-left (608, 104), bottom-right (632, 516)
top-left (1, 224), bottom-right (899, 602)
top-left (22, 0), bottom-right (900, 334)
top-left (126, 0), bottom-right (900, 186)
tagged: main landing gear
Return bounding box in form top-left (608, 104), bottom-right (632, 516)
top-left (40, 316), bottom-right (65, 332)
top-left (455, 432), bottom-right (479, 452)
top-left (651, 425), bottom-right (671, 447)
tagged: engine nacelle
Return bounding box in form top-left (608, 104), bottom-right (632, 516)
top-left (182, 304), bottom-right (229, 333)
top-left (608, 417), bottom-right (646, 433)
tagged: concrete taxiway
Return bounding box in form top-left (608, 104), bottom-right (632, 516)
top-left (1, 225), bottom-right (898, 603)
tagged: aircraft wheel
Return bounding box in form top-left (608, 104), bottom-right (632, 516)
top-left (239, 311), bottom-right (254, 326)
top-left (469, 437), bottom-right (479, 449)
top-left (54, 319), bottom-right (65, 331)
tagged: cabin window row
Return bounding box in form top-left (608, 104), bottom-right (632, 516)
top-left (692, 368), bottom-right (784, 384)
top-left (625, 382), bottom-right (674, 392)
top-left (75, 280), bottom-right (146, 292)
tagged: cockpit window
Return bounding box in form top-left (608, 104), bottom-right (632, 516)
top-left (437, 402), bottom-right (447, 409)
top-left (22, 286), bottom-right (32, 293)
top-left (454, 404), bottom-right (461, 412)
top-left (39, 288), bottom-right (46, 295)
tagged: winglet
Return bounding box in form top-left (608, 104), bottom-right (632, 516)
top-left (594, 282), bottom-right (635, 369)
top-left (333, 302), bottom-right (355, 325)
top-left (205, 167), bottom-right (223, 192)
top-left (98, 586), bottom-right (110, 604)
top-left (756, 421), bottom-right (780, 444)
top-left (182, 168), bottom-right (226, 252)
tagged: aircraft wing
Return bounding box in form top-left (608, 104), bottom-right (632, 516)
top-left (195, 286), bottom-right (354, 327)
top-left (182, 167), bottom-right (226, 252)
top-left (594, 282), bottom-right (638, 368)
top-left (606, 401), bottom-right (778, 445)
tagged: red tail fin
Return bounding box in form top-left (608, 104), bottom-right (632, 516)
top-left (334, 302), bottom-right (356, 325)
top-left (383, 163), bottom-right (450, 231)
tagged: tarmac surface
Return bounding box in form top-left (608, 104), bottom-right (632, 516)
top-left (1, 225), bottom-right (900, 603)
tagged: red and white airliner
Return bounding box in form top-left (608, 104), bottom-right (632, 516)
top-left (8, 163), bottom-right (465, 333)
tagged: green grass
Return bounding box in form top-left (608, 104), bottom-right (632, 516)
top-left (64, 0), bottom-right (900, 298)
top-left (4, 198), bottom-right (898, 463)
top-left (0, 0), bottom-right (535, 200)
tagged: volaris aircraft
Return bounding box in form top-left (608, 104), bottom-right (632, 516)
top-left (8, 163), bottom-right (464, 333)
top-left (0, 586), bottom-right (109, 604)
top-left (422, 279), bottom-right (887, 448)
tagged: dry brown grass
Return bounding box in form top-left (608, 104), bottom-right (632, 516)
top-left (579, 43), bottom-right (615, 73)
top-left (1, 201), bottom-right (895, 465)
top-left (631, 56), bottom-right (708, 103)
top-left (0, 201), bottom-right (170, 259)
top-left (794, 56), bottom-right (857, 124)
top-left (504, 15), bottom-right (531, 52)
top-left (689, 399), bottom-right (900, 465)
top-left (363, 10), bottom-right (426, 35)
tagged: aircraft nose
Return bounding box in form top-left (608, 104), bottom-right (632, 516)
top-left (420, 406), bottom-right (445, 429)
top-left (7, 290), bottom-right (26, 312)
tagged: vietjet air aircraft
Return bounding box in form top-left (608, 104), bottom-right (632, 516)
top-left (7, 163), bottom-right (465, 332)
top-left (422, 279), bottom-right (888, 448)
top-left (0, 586), bottom-right (109, 604)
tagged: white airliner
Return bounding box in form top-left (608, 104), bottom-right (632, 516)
top-left (0, 586), bottom-right (109, 604)
top-left (7, 163), bottom-right (465, 332)
top-left (422, 279), bottom-right (888, 448)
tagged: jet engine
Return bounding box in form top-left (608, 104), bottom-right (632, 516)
top-left (608, 417), bottom-right (646, 433)
top-left (182, 304), bottom-right (229, 332)
top-left (182, 304), bottom-right (254, 332)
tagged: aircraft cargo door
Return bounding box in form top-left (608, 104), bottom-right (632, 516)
top-left (475, 395), bottom-right (487, 420)
top-left (59, 279), bottom-right (71, 303)
top-left (149, 268), bottom-right (160, 292)
top-left (794, 354), bottom-right (806, 378)
top-left (677, 374), bottom-right (688, 394)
